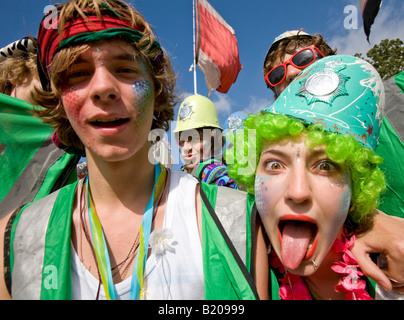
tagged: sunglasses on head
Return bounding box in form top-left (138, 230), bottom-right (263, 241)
top-left (264, 45), bottom-right (325, 87)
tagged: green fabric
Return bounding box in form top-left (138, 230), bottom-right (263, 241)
top-left (245, 193), bottom-right (255, 272)
top-left (59, 28), bottom-right (162, 52)
top-left (367, 277), bottom-right (376, 299)
top-left (395, 71), bottom-right (404, 95)
top-left (33, 153), bottom-right (78, 203)
top-left (376, 71), bottom-right (404, 218)
top-left (200, 182), bottom-right (256, 300)
top-left (9, 182), bottom-right (77, 299)
top-left (269, 268), bottom-right (281, 300)
top-left (10, 179), bottom-right (256, 300)
top-left (0, 94), bottom-right (53, 201)
top-left (376, 117), bottom-right (404, 218)
top-left (40, 182), bottom-right (76, 299)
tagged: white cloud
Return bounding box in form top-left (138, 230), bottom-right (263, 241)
top-left (329, 0), bottom-right (404, 56)
top-left (247, 96), bottom-right (274, 114)
top-left (210, 91), bottom-right (233, 114)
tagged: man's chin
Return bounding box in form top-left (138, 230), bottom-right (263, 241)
top-left (184, 163), bottom-right (197, 170)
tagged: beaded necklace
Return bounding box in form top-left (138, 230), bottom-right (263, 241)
top-left (83, 163), bottom-right (167, 300)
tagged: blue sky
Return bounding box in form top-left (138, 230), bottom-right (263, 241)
top-left (1, 0), bottom-right (403, 167)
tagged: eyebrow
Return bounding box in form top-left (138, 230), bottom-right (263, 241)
top-left (112, 53), bottom-right (136, 62)
top-left (261, 147), bottom-right (327, 158)
top-left (261, 149), bottom-right (285, 157)
top-left (73, 52), bottom-right (136, 64)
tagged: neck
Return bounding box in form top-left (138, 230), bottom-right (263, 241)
top-left (84, 147), bottom-right (156, 219)
top-left (303, 250), bottom-right (345, 300)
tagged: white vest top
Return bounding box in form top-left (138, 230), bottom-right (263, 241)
top-left (71, 170), bottom-right (204, 300)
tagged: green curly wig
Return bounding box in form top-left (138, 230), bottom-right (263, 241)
top-left (225, 112), bottom-right (386, 229)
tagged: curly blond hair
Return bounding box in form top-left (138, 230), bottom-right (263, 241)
top-left (0, 53), bottom-right (41, 103)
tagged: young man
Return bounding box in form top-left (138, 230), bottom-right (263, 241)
top-left (0, 0), bottom-right (268, 300)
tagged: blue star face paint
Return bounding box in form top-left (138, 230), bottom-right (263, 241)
top-left (133, 79), bottom-right (153, 125)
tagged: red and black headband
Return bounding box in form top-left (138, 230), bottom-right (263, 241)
top-left (37, 4), bottom-right (163, 91)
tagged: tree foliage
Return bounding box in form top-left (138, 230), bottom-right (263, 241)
top-left (355, 38), bottom-right (404, 80)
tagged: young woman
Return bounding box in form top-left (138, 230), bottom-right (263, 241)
top-left (0, 0), bottom-right (268, 300)
top-left (261, 30), bottom-right (404, 291)
top-left (228, 55), bottom-right (400, 299)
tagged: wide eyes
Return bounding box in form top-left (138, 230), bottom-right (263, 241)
top-left (64, 62), bottom-right (142, 86)
top-left (262, 158), bottom-right (339, 175)
top-left (264, 161), bottom-right (284, 172)
top-left (314, 160), bottom-right (338, 174)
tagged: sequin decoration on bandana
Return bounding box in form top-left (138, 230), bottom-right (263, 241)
top-left (133, 79), bottom-right (153, 125)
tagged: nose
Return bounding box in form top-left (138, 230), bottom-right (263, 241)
top-left (285, 64), bottom-right (302, 84)
top-left (286, 168), bottom-right (312, 205)
top-left (181, 140), bottom-right (192, 153)
top-left (90, 68), bottom-right (120, 103)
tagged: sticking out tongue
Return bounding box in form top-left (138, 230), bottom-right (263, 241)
top-left (281, 221), bottom-right (314, 270)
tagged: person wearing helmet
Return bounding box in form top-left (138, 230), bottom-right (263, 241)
top-left (261, 29), bottom-right (404, 293)
top-left (263, 29), bottom-right (336, 99)
top-left (228, 55), bottom-right (401, 299)
top-left (174, 94), bottom-right (238, 189)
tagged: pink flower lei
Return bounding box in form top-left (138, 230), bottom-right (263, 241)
top-left (269, 230), bottom-right (373, 300)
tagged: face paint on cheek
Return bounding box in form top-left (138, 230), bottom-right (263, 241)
top-left (332, 170), bottom-right (352, 225)
top-left (61, 87), bottom-right (84, 121)
top-left (133, 79), bottom-right (153, 126)
top-left (254, 176), bottom-right (271, 217)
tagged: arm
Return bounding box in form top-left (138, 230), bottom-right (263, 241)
top-left (201, 163), bottom-right (239, 189)
top-left (254, 219), bottom-right (269, 300)
top-left (352, 210), bottom-right (404, 293)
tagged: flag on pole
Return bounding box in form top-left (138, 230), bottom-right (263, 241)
top-left (359, 0), bottom-right (383, 42)
top-left (195, 0), bottom-right (242, 95)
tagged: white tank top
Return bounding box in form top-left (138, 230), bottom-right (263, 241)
top-left (71, 170), bottom-right (204, 300)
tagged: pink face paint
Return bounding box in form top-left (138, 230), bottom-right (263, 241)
top-left (61, 86), bottom-right (85, 122)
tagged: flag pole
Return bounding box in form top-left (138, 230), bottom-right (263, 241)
top-left (192, 0), bottom-right (198, 94)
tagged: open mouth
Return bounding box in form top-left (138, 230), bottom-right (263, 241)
top-left (278, 217), bottom-right (318, 270)
top-left (91, 118), bottom-right (129, 128)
